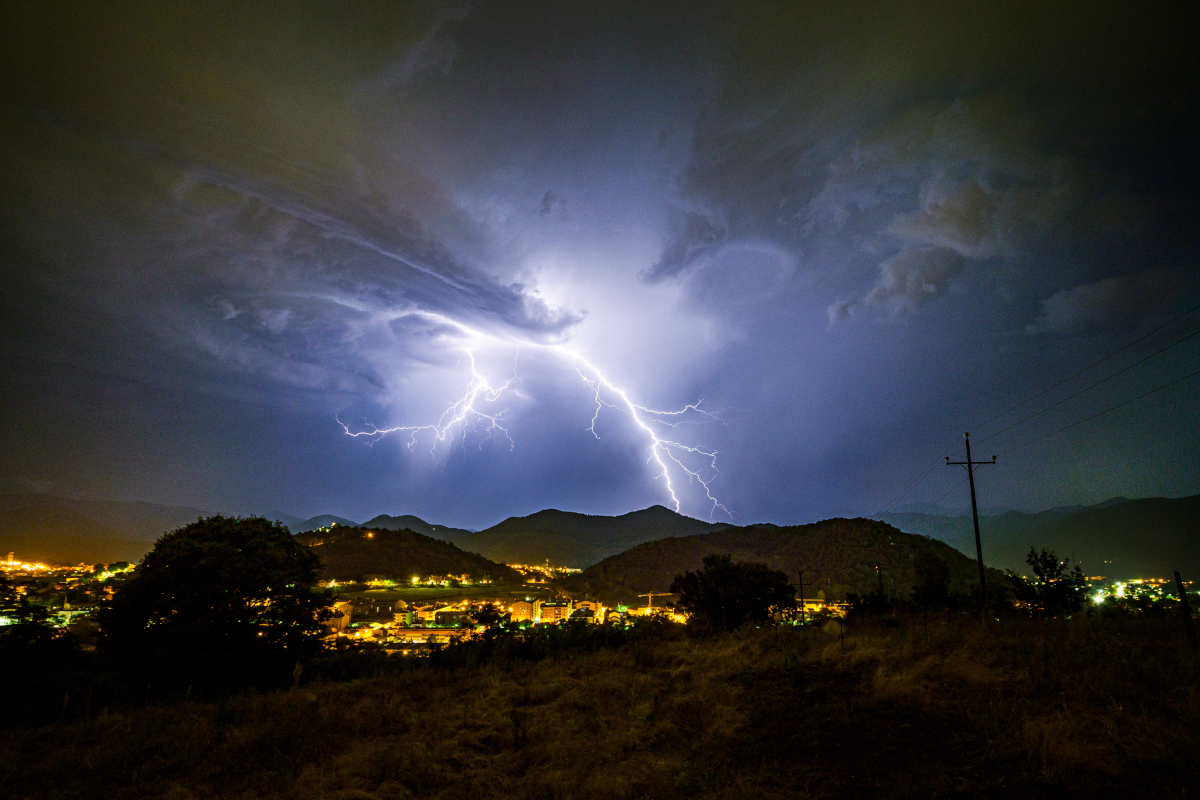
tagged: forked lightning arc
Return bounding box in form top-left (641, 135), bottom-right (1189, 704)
top-left (338, 314), bottom-right (732, 521)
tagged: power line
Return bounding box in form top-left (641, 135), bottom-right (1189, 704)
top-left (879, 456), bottom-right (945, 514)
top-left (998, 365), bottom-right (1200, 457)
top-left (930, 475), bottom-right (968, 508)
top-left (879, 301), bottom-right (1200, 514)
top-left (974, 324), bottom-right (1200, 446)
top-left (971, 302), bottom-right (1200, 431)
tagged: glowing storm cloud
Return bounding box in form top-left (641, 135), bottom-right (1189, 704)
top-left (338, 317), bottom-right (733, 521)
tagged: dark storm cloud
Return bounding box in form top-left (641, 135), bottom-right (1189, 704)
top-left (642, 210), bottom-right (726, 282)
top-left (0, 1), bottom-right (584, 406)
top-left (1026, 271), bottom-right (1182, 335)
top-left (650, 2), bottom-right (1198, 331)
top-left (1, 0), bottom-right (1197, 522)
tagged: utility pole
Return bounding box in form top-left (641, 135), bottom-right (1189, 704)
top-left (1174, 571), bottom-right (1196, 656)
top-left (792, 571), bottom-right (813, 624)
top-left (946, 432), bottom-right (996, 608)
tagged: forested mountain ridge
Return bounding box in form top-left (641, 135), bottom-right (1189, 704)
top-left (560, 517), bottom-right (1004, 607)
top-left (361, 514), bottom-right (474, 543)
top-left (456, 505), bottom-right (731, 567)
top-left (293, 526), bottom-right (521, 583)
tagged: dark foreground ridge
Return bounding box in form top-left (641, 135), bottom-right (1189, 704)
top-left (561, 517), bottom-right (1003, 606)
top-left (1, 620), bottom-right (1196, 799)
top-left (293, 525), bottom-right (521, 583)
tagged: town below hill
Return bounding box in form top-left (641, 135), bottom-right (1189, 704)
top-left (3, 493), bottom-right (1197, 590)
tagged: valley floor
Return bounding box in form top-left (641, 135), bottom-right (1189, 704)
top-left (2, 617), bottom-right (1197, 799)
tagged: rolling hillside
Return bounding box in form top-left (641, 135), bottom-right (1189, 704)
top-left (878, 494), bottom-right (1200, 578)
top-left (294, 526), bottom-right (521, 583)
top-left (292, 514), bottom-right (360, 533)
top-left (559, 517), bottom-right (1004, 606)
top-left (361, 514), bottom-right (474, 543)
top-left (455, 505), bottom-right (731, 567)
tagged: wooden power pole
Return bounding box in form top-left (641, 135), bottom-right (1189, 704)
top-left (792, 571), bottom-right (812, 624)
top-left (946, 432), bottom-right (996, 608)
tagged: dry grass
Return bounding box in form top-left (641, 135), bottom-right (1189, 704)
top-left (1, 616), bottom-right (1197, 799)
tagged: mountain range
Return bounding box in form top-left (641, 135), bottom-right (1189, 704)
top-left (5, 492), bottom-right (1196, 582)
top-left (877, 494), bottom-right (1200, 579)
top-left (0, 493), bottom-right (208, 541)
top-left (450, 506), bottom-right (731, 567)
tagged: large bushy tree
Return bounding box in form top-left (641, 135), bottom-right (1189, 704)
top-left (669, 554), bottom-right (795, 631)
top-left (1007, 547), bottom-right (1087, 615)
top-left (99, 516), bottom-right (331, 692)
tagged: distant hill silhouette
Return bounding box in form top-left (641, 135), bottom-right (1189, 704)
top-left (0, 493), bottom-right (208, 540)
top-left (264, 511), bottom-right (306, 529)
top-left (294, 526), bottom-right (520, 583)
top-left (456, 505), bottom-right (731, 567)
top-left (361, 514), bottom-right (474, 543)
top-left (559, 518), bottom-right (1004, 607)
top-left (878, 494), bottom-right (1200, 578)
top-left (292, 514), bottom-right (360, 533)
top-left (0, 506), bottom-right (153, 564)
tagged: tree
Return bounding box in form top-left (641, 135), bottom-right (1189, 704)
top-left (99, 515), bottom-right (331, 692)
top-left (0, 574), bottom-right (81, 725)
top-left (472, 603), bottom-right (503, 627)
top-left (1006, 547), bottom-right (1087, 615)
top-left (669, 554), bottom-right (795, 631)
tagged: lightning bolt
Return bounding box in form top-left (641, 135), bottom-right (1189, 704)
top-left (339, 312), bottom-right (733, 521)
top-left (573, 360), bottom-right (731, 521)
top-left (338, 351), bottom-right (518, 456)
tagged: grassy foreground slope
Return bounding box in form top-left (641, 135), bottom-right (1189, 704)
top-left (294, 526), bottom-right (521, 583)
top-left (457, 505), bottom-right (730, 567)
top-left (562, 517), bottom-right (1002, 606)
top-left (1, 619), bottom-right (1196, 798)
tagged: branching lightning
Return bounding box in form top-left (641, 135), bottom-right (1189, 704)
top-left (573, 361), bottom-right (730, 521)
top-left (338, 351), bottom-right (519, 456)
top-left (339, 313), bottom-right (733, 521)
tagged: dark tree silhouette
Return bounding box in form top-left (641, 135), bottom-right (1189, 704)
top-left (1006, 547), bottom-right (1088, 615)
top-left (99, 515), bottom-right (331, 692)
top-left (669, 554), bottom-right (795, 631)
top-left (472, 603), bottom-right (503, 627)
top-left (0, 574), bottom-right (81, 725)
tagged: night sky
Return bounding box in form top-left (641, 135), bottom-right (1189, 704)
top-left (1, 2), bottom-right (1197, 528)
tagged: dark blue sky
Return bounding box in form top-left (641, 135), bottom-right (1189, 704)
top-left (1, 1), bottom-right (1198, 529)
